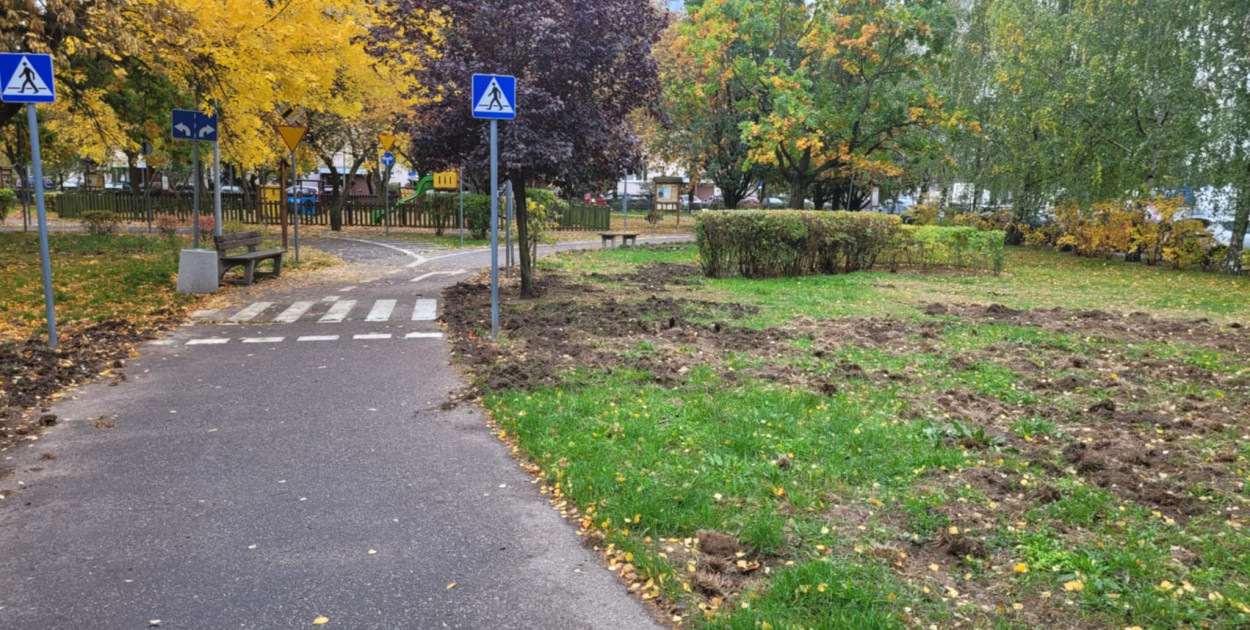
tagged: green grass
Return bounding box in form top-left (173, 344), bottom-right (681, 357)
top-left (465, 243), bottom-right (1250, 629)
top-left (0, 232), bottom-right (200, 340)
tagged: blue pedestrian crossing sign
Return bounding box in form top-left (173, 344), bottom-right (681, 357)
top-left (472, 74), bottom-right (516, 120)
top-left (381, 152), bottom-right (396, 167)
top-left (172, 109), bottom-right (218, 142)
top-left (0, 54), bottom-right (56, 104)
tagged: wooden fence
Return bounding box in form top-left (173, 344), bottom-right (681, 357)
top-left (53, 192), bottom-right (611, 232)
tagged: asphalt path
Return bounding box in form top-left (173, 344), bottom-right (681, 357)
top-left (0, 234), bottom-right (689, 629)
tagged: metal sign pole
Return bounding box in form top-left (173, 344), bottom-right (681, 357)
top-left (291, 150), bottom-right (299, 264)
top-left (21, 163), bottom-right (30, 232)
top-left (26, 104), bottom-right (57, 349)
top-left (144, 164), bottom-right (152, 233)
top-left (213, 135), bottom-right (223, 237)
top-left (192, 141), bottom-right (201, 249)
top-left (458, 166), bottom-right (464, 247)
top-left (504, 179), bottom-right (512, 277)
top-left (490, 120), bottom-right (499, 341)
top-left (623, 176), bottom-right (629, 234)
top-left (384, 164), bottom-right (391, 237)
top-left (280, 160), bottom-right (289, 250)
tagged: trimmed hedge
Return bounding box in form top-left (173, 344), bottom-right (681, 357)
top-left (696, 210), bottom-right (1004, 278)
top-left (885, 225), bottom-right (1005, 275)
top-left (696, 210), bottom-right (900, 278)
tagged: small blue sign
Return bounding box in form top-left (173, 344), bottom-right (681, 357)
top-left (172, 109), bottom-right (218, 142)
top-left (472, 74), bottom-right (516, 120)
top-left (381, 152), bottom-right (396, 167)
top-left (0, 54), bottom-right (56, 104)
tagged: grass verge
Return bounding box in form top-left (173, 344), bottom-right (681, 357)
top-left (445, 244), bottom-right (1250, 629)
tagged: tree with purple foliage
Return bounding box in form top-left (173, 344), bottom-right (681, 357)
top-left (372, 0), bottom-right (667, 298)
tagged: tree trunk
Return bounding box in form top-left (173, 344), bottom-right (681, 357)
top-left (510, 169), bottom-right (535, 298)
top-left (1222, 162), bottom-right (1250, 275)
top-left (788, 175), bottom-right (809, 209)
top-left (324, 160), bottom-right (344, 231)
top-left (812, 180), bottom-right (829, 211)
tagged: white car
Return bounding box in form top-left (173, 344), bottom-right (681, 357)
top-left (1205, 218), bottom-right (1250, 249)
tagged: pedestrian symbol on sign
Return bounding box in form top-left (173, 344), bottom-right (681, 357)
top-left (3, 57), bottom-right (52, 99)
top-left (471, 74), bottom-right (516, 120)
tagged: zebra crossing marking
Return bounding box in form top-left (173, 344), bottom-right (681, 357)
top-left (366, 300), bottom-right (397, 322)
top-left (273, 301), bottom-right (314, 323)
top-left (176, 333), bottom-right (444, 347)
top-left (319, 300), bottom-right (356, 323)
top-left (405, 332), bottom-right (444, 339)
top-left (229, 302), bottom-right (273, 322)
top-left (208, 298), bottom-right (442, 324)
top-left (412, 299), bottom-right (437, 321)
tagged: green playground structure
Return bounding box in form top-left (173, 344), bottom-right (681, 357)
top-left (372, 173), bottom-right (434, 225)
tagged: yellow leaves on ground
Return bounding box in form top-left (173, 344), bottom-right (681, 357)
top-left (1013, 563), bottom-right (1028, 573)
top-left (312, 616), bottom-right (328, 625)
top-left (1063, 580), bottom-right (1085, 592)
top-left (446, 582), bottom-right (456, 590)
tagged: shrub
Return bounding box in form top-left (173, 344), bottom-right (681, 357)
top-left (885, 226), bottom-right (1006, 274)
top-left (523, 188), bottom-right (565, 260)
top-left (461, 194), bottom-right (492, 239)
top-left (196, 216), bottom-right (215, 242)
top-left (0, 188), bottom-right (15, 222)
top-left (696, 210), bottom-right (901, 278)
top-left (81, 210), bottom-right (120, 236)
top-left (155, 214), bottom-right (180, 239)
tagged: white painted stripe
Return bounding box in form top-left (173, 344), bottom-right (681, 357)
top-left (273, 301), bottom-right (314, 323)
top-left (229, 302), bottom-right (273, 322)
top-left (411, 269), bottom-right (467, 283)
top-left (298, 335), bottom-right (340, 342)
top-left (319, 300), bottom-right (356, 323)
top-left (191, 309), bottom-right (222, 319)
top-left (405, 332), bottom-right (444, 339)
top-left (149, 339), bottom-right (177, 346)
top-left (340, 286), bottom-right (358, 292)
top-left (412, 299), bottom-right (438, 321)
top-left (324, 236), bottom-right (426, 265)
top-left (321, 295), bottom-right (340, 303)
top-left (187, 338), bottom-right (230, 346)
top-left (242, 337), bottom-right (285, 344)
top-left (366, 299), bottom-right (397, 322)
top-left (354, 333), bottom-right (393, 340)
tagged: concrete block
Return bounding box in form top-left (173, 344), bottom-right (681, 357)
top-left (176, 249), bottom-right (219, 294)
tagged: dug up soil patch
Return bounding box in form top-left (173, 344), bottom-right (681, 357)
top-left (0, 312), bottom-right (184, 452)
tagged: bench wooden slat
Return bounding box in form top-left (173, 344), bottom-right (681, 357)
top-left (213, 231), bottom-right (283, 286)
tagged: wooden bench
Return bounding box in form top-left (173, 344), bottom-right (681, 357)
top-left (599, 232), bottom-right (639, 248)
top-left (214, 231), bottom-right (284, 285)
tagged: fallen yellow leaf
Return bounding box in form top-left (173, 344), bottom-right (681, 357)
top-left (1013, 563), bottom-right (1028, 573)
top-left (446, 582), bottom-right (457, 590)
top-left (313, 617), bottom-right (328, 626)
top-left (1064, 580), bottom-right (1084, 592)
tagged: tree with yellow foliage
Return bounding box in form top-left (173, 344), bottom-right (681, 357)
top-left (3, 0), bottom-right (434, 184)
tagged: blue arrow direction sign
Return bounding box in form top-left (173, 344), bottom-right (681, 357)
top-left (172, 110), bottom-right (218, 142)
top-left (381, 152), bottom-right (396, 167)
top-left (0, 53), bottom-right (56, 104)
top-left (472, 74), bottom-right (516, 120)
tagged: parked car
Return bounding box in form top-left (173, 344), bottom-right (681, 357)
top-left (761, 197), bottom-right (788, 209)
top-left (1187, 214), bottom-right (1250, 249)
top-left (607, 195), bottom-right (652, 212)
